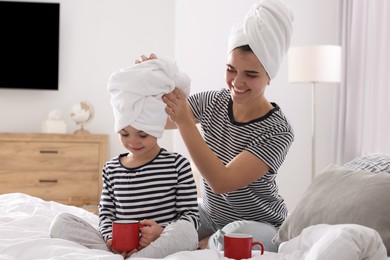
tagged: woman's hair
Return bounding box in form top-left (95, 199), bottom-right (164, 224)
top-left (235, 44), bottom-right (271, 81)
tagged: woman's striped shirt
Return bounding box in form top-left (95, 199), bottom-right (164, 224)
top-left (188, 89), bottom-right (294, 228)
top-left (98, 148), bottom-right (200, 241)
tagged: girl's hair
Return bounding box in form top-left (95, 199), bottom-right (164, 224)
top-left (236, 45), bottom-right (253, 53)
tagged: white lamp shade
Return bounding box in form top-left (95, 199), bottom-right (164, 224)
top-left (288, 45), bottom-right (341, 83)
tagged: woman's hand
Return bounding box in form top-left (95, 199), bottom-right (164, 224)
top-left (163, 88), bottom-right (195, 127)
top-left (106, 239), bottom-right (138, 258)
top-left (139, 219), bottom-right (164, 248)
top-left (135, 53), bottom-right (157, 64)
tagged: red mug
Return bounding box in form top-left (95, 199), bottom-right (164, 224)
top-left (111, 220), bottom-right (141, 252)
top-left (224, 233), bottom-right (264, 259)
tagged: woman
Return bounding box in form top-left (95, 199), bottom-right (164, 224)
top-left (140, 0), bottom-right (294, 252)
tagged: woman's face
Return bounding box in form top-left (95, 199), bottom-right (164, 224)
top-left (225, 49), bottom-right (270, 104)
top-left (119, 125), bottom-right (158, 157)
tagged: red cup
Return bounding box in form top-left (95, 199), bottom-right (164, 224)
top-left (224, 233), bottom-right (264, 259)
top-left (111, 220), bottom-right (141, 252)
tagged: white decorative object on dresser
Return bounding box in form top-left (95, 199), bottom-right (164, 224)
top-left (0, 132), bottom-right (108, 210)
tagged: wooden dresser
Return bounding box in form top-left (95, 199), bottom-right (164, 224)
top-left (0, 132), bottom-right (108, 209)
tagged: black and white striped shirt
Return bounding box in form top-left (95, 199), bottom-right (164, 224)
top-left (98, 149), bottom-right (200, 241)
top-left (188, 89), bottom-right (294, 228)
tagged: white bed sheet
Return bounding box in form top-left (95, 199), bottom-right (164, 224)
top-left (0, 193), bottom-right (387, 260)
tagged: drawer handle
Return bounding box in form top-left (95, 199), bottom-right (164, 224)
top-left (40, 150), bottom-right (59, 154)
top-left (39, 179), bottom-right (58, 183)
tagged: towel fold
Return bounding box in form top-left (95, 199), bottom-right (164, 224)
top-left (227, 0), bottom-right (294, 79)
top-left (107, 56), bottom-right (191, 138)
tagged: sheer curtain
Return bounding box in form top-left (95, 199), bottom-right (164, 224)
top-left (334, 0), bottom-right (390, 164)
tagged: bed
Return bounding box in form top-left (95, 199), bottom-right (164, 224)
top-left (1, 154), bottom-right (389, 260)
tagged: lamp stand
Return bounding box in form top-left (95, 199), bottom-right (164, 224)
top-left (288, 46), bottom-right (341, 182)
top-left (311, 82), bottom-right (317, 182)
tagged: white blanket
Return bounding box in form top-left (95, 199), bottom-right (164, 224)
top-left (0, 193), bottom-right (387, 260)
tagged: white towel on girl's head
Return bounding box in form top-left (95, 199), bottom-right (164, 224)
top-left (107, 56), bottom-right (191, 138)
top-left (227, 0), bottom-right (294, 79)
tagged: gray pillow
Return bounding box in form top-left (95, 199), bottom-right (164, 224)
top-left (275, 164), bottom-right (390, 255)
top-left (344, 153), bottom-right (390, 173)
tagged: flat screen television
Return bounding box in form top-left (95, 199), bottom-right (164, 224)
top-left (0, 1), bottom-right (60, 90)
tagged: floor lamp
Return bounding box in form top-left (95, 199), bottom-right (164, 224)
top-left (288, 45), bottom-right (341, 182)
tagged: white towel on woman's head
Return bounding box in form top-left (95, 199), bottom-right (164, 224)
top-left (227, 0), bottom-right (294, 79)
top-left (107, 56), bottom-right (191, 138)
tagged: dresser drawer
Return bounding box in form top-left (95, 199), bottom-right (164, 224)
top-left (0, 132), bottom-right (108, 207)
top-left (0, 170), bottom-right (100, 205)
top-left (0, 141), bottom-right (100, 171)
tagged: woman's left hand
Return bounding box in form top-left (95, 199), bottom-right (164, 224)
top-left (139, 219), bottom-right (164, 248)
top-left (134, 53), bottom-right (157, 64)
top-left (163, 88), bottom-right (194, 127)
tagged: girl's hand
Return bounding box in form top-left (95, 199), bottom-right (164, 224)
top-left (106, 239), bottom-right (138, 258)
top-left (139, 219), bottom-right (164, 248)
top-left (135, 53), bottom-right (157, 64)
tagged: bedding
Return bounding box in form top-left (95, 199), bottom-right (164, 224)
top-left (275, 164), bottom-right (390, 255)
top-left (344, 153), bottom-right (390, 173)
top-left (0, 193), bottom-right (387, 260)
top-left (275, 151), bottom-right (390, 257)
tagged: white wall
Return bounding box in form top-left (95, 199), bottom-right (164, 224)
top-left (0, 0), bottom-right (340, 211)
top-left (0, 0), bottom-right (176, 158)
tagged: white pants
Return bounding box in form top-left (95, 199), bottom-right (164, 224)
top-left (197, 204), bottom-right (280, 252)
top-left (49, 213), bottom-right (199, 258)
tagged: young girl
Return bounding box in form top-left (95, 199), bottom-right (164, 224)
top-left (50, 57), bottom-right (200, 258)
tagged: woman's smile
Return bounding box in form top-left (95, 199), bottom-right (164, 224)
top-left (232, 87), bottom-right (250, 96)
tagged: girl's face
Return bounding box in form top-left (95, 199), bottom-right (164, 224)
top-left (119, 125), bottom-right (159, 157)
top-left (225, 49), bottom-right (270, 105)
